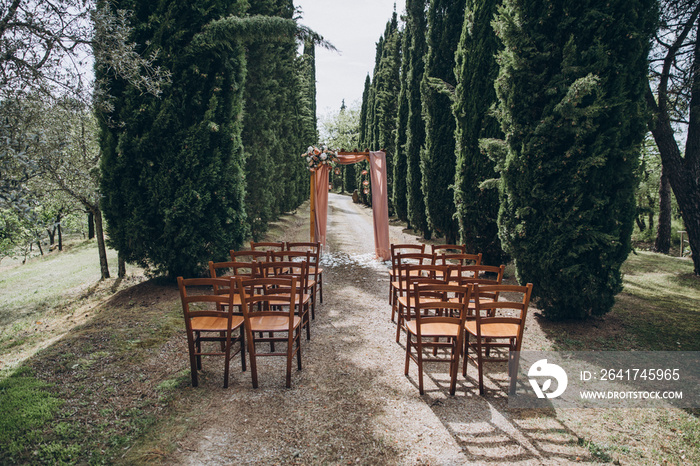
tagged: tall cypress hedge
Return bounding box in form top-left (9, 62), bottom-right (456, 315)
top-left (404, 0), bottom-right (431, 238)
top-left (453, 0), bottom-right (507, 264)
top-left (420, 0), bottom-right (464, 244)
top-left (393, 26), bottom-right (409, 224)
top-left (490, 0), bottom-right (656, 319)
top-left (98, 1), bottom-right (298, 277)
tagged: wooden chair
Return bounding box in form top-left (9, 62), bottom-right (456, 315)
top-left (177, 277), bottom-right (245, 388)
top-left (390, 252), bottom-right (435, 322)
top-left (436, 252), bottom-right (482, 280)
top-left (395, 262), bottom-right (450, 343)
top-left (405, 283), bottom-right (471, 395)
top-left (431, 244), bottom-right (467, 255)
top-left (250, 241), bottom-right (285, 252)
top-left (235, 276), bottom-right (302, 388)
top-left (256, 255), bottom-right (312, 340)
top-left (281, 247), bottom-right (320, 319)
top-left (463, 283), bottom-right (533, 396)
top-left (451, 264), bottom-right (505, 312)
top-left (287, 241), bottom-right (324, 305)
top-left (389, 244), bottom-right (427, 306)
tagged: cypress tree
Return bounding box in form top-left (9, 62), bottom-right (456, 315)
top-left (98, 1), bottom-right (298, 277)
top-left (453, 0), bottom-right (507, 264)
top-left (491, 0), bottom-right (656, 319)
top-left (421, 0), bottom-right (464, 244)
top-left (405, 0), bottom-right (431, 238)
top-left (372, 11), bottom-right (402, 213)
top-left (243, 0), bottom-right (303, 239)
top-left (393, 24), bottom-right (409, 224)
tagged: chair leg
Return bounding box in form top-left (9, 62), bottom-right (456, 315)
top-left (508, 340), bottom-right (520, 395)
top-left (188, 340), bottom-right (199, 388)
top-left (223, 338), bottom-right (231, 389)
top-left (319, 272), bottom-right (323, 304)
top-left (286, 333), bottom-right (293, 388)
top-left (404, 334), bottom-right (412, 376)
top-left (416, 339), bottom-right (424, 395)
top-left (449, 338), bottom-right (459, 396)
top-left (395, 303), bottom-right (404, 343)
top-left (462, 333), bottom-right (470, 377)
top-left (476, 339), bottom-right (485, 396)
top-left (296, 329), bottom-right (302, 371)
top-left (240, 329), bottom-right (246, 372)
top-left (247, 331), bottom-right (258, 389)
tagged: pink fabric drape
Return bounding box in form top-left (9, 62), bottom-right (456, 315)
top-left (313, 165), bottom-right (330, 247)
top-left (312, 151), bottom-right (390, 261)
top-left (369, 151), bottom-right (390, 261)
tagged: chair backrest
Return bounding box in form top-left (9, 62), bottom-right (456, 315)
top-left (177, 277), bottom-right (236, 330)
top-left (431, 244), bottom-right (467, 255)
top-left (235, 276), bottom-right (298, 323)
top-left (390, 244), bottom-right (427, 278)
top-left (472, 283), bottom-right (533, 342)
top-left (410, 283), bottom-right (472, 330)
top-left (455, 264), bottom-right (505, 303)
top-left (230, 249), bottom-right (269, 262)
top-left (287, 241), bottom-right (322, 257)
top-left (208, 260), bottom-right (258, 295)
top-left (436, 252), bottom-right (482, 268)
top-left (398, 262), bottom-right (451, 294)
top-left (255, 257), bottom-right (309, 301)
top-left (250, 241), bottom-right (285, 252)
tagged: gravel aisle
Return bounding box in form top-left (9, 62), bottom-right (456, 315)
top-left (173, 193), bottom-right (586, 465)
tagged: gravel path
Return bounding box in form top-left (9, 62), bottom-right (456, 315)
top-left (173, 193), bottom-right (588, 465)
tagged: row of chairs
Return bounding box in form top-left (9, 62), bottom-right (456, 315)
top-left (389, 243), bottom-right (533, 396)
top-left (178, 241), bottom-right (324, 389)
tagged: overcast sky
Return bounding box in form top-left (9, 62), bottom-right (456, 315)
top-left (295, 0), bottom-right (407, 116)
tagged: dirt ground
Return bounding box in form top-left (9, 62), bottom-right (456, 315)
top-left (158, 193), bottom-right (601, 465)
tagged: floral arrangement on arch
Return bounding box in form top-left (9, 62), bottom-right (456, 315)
top-left (303, 145), bottom-right (338, 171)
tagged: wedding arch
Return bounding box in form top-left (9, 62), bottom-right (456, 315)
top-left (308, 151), bottom-right (390, 261)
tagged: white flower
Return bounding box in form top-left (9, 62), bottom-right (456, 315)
top-left (320, 153), bottom-right (327, 160)
top-left (306, 156), bottom-right (311, 162)
top-left (307, 146), bottom-right (314, 153)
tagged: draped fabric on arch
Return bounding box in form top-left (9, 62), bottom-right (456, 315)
top-left (312, 151), bottom-right (390, 261)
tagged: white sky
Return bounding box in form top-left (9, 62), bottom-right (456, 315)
top-left (295, 0), bottom-right (407, 115)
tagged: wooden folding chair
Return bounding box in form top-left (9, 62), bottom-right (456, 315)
top-left (395, 262), bottom-right (450, 343)
top-left (389, 244), bottom-right (427, 306)
top-left (287, 242), bottom-right (324, 305)
top-left (390, 252), bottom-right (435, 323)
top-left (464, 283), bottom-right (533, 395)
top-left (235, 276), bottom-right (302, 388)
top-left (405, 283), bottom-right (471, 395)
top-left (177, 277), bottom-right (245, 388)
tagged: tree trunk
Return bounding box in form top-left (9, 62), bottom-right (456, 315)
top-left (92, 206), bottom-right (110, 279)
top-left (655, 167), bottom-right (672, 253)
top-left (88, 211), bottom-right (95, 240)
top-left (47, 226), bottom-right (56, 246)
top-left (57, 216), bottom-right (62, 251)
top-left (118, 253), bottom-right (126, 278)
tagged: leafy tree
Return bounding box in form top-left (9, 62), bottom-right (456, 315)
top-left (646, 0), bottom-right (700, 273)
top-left (98, 1), bottom-right (300, 277)
top-left (490, 0), bottom-right (656, 319)
top-left (420, 0), bottom-right (464, 244)
top-left (453, 0), bottom-right (507, 264)
top-left (404, 0), bottom-right (431, 238)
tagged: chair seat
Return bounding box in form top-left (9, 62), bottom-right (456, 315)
top-left (465, 320), bottom-right (519, 339)
top-left (308, 266), bottom-right (323, 275)
top-left (249, 315), bottom-right (301, 333)
top-left (191, 315), bottom-right (244, 332)
top-left (406, 320), bottom-right (460, 338)
top-left (269, 293), bottom-right (311, 306)
top-left (397, 295), bottom-right (441, 307)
